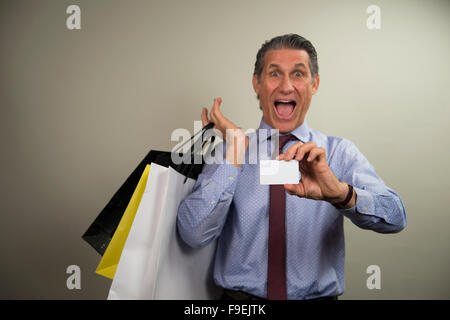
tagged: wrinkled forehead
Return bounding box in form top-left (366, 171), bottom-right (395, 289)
top-left (262, 48), bottom-right (311, 71)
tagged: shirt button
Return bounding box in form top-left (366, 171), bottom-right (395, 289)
top-left (228, 176), bottom-right (234, 181)
top-left (363, 207), bottom-right (367, 212)
top-left (384, 215), bottom-right (388, 219)
top-left (211, 200), bottom-right (215, 205)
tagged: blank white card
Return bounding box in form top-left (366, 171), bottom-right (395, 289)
top-left (259, 160), bottom-right (300, 185)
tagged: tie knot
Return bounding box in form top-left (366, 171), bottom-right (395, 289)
top-left (278, 134), bottom-right (297, 151)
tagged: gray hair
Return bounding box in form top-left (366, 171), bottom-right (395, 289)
top-left (253, 34), bottom-right (319, 83)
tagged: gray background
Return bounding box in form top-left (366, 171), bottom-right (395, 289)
top-left (0, 0), bottom-right (449, 299)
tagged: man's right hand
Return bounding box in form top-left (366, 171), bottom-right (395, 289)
top-left (201, 98), bottom-right (248, 168)
top-left (201, 98), bottom-right (239, 137)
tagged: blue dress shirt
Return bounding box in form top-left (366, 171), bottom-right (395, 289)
top-left (177, 119), bottom-right (407, 300)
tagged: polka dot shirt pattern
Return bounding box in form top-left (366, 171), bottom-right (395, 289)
top-left (177, 119), bottom-right (406, 300)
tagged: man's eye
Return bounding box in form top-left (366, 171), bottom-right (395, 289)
top-left (270, 71), bottom-right (279, 77)
top-left (294, 71), bottom-right (303, 77)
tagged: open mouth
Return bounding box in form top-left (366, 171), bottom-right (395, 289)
top-left (274, 100), bottom-right (296, 119)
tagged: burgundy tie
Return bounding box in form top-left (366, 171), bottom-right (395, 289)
top-left (267, 134), bottom-right (297, 300)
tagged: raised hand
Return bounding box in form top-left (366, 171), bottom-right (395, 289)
top-left (201, 98), bottom-right (248, 168)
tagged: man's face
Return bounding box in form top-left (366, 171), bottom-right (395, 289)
top-left (252, 49), bottom-right (320, 133)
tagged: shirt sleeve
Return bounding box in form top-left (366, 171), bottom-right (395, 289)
top-left (177, 159), bottom-right (242, 248)
top-left (331, 139), bottom-right (407, 233)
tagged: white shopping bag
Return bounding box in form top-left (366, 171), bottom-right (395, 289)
top-left (108, 163), bottom-right (221, 299)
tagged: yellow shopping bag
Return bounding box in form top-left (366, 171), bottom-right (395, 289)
top-left (95, 165), bottom-right (150, 279)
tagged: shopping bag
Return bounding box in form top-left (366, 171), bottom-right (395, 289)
top-left (82, 123), bottom-right (214, 255)
top-left (107, 163), bottom-right (221, 300)
top-left (95, 165), bottom-right (150, 279)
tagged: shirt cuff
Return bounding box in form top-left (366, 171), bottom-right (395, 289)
top-left (340, 187), bottom-right (396, 224)
top-left (338, 187), bottom-right (372, 214)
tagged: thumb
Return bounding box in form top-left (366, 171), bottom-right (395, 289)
top-left (284, 184), bottom-right (297, 195)
top-left (201, 107), bottom-right (209, 126)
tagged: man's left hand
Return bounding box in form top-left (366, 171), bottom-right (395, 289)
top-left (278, 141), bottom-right (355, 207)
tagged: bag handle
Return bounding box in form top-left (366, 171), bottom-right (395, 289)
top-left (172, 122), bottom-right (217, 183)
top-left (173, 122), bottom-right (214, 154)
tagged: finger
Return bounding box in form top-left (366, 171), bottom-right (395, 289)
top-left (276, 152), bottom-right (287, 160)
top-left (292, 142), bottom-right (316, 162)
top-left (306, 147), bottom-right (325, 162)
top-left (211, 97), bottom-right (223, 116)
top-left (284, 142), bottom-right (310, 160)
top-left (210, 98), bottom-right (223, 123)
top-left (283, 142), bottom-right (303, 160)
top-left (201, 107), bottom-right (210, 127)
top-left (284, 183), bottom-right (305, 197)
top-left (284, 184), bottom-right (297, 195)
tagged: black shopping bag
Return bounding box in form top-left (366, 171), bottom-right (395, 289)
top-left (82, 123), bottom-right (215, 255)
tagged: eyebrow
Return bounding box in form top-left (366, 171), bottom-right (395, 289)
top-left (267, 63), bottom-right (307, 69)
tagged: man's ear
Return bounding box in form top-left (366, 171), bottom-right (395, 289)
top-left (312, 74), bottom-right (320, 95)
top-left (252, 74), bottom-right (260, 96)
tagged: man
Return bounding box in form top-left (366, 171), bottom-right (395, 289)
top-left (177, 34), bottom-right (406, 300)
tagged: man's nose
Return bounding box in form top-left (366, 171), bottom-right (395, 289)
top-left (280, 76), bottom-right (294, 93)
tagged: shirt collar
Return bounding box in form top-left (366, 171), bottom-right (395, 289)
top-left (257, 118), bottom-right (311, 144)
